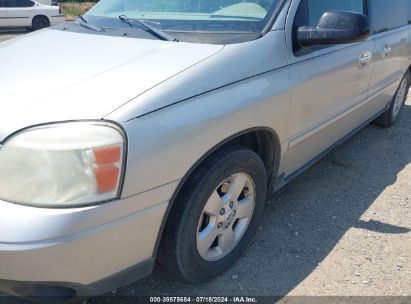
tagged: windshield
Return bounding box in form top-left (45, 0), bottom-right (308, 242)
top-left (85, 0), bottom-right (282, 37)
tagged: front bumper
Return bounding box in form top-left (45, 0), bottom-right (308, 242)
top-left (0, 180), bottom-right (178, 299)
top-left (0, 258), bottom-right (154, 300)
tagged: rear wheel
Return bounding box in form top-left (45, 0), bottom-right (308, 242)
top-left (159, 146), bottom-right (267, 283)
top-left (374, 70), bottom-right (410, 128)
top-left (32, 16), bottom-right (50, 31)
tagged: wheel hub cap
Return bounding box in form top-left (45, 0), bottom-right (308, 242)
top-left (393, 78), bottom-right (408, 118)
top-left (196, 173), bottom-right (256, 261)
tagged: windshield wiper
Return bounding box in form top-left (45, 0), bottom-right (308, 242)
top-left (119, 15), bottom-right (178, 42)
top-left (78, 15), bottom-right (105, 32)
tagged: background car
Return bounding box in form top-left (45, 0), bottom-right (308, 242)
top-left (0, 0), bottom-right (64, 31)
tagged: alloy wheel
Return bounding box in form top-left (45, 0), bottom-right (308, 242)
top-left (196, 173), bottom-right (256, 262)
top-left (392, 77), bottom-right (408, 118)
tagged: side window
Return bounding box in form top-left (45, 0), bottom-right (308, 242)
top-left (4, 0), bottom-right (34, 7)
top-left (295, 0), bottom-right (365, 28)
top-left (370, 0), bottom-right (408, 34)
top-left (293, 0), bottom-right (365, 54)
top-left (409, 1), bottom-right (411, 24)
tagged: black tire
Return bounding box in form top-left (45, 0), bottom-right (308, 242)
top-left (32, 16), bottom-right (50, 31)
top-left (159, 145), bottom-right (267, 283)
top-left (374, 70), bottom-right (410, 128)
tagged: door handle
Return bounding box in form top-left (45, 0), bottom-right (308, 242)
top-left (382, 45), bottom-right (392, 58)
top-left (359, 51), bottom-right (372, 68)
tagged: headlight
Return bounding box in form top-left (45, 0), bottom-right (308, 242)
top-left (0, 121), bottom-right (126, 207)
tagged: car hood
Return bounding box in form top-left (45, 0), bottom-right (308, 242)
top-left (0, 29), bottom-right (223, 142)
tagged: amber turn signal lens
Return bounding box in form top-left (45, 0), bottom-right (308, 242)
top-left (94, 146), bottom-right (122, 165)
top-left (93, 145), bottom-right (122, 194)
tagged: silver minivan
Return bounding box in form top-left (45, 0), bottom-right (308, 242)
top-left (0, 0), bottom-right (410, 300)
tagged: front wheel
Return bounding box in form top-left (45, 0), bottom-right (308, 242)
top-left (159, 146), bottom-right (267, 283)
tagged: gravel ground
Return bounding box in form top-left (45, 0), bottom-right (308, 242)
top-left (0, 32), bottom-right (410, 302)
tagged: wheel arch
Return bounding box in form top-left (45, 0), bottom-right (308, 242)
top-left (153, 126), bottom-right (281, 257)
top-left (32, 15), bottom-right (50, 26)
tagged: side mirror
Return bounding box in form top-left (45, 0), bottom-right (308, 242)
top-left (297, 11), bottom-right (370, 48)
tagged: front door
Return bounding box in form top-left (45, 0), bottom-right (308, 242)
top-left (284, 0), bottom-right (375, 176)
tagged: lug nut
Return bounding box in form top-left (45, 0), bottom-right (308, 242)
top-left (233, 210), bottom-right (237, 216)
top-left (229, 201), bottom-right (234, 208)
top-left (220, 208), bottom-right (226, 216)
top-left (217, 222), bottom-right (223, 229)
